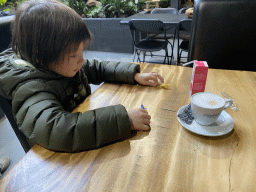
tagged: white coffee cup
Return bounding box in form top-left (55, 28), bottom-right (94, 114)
top-left (191, 92), bottom-right (233, 126)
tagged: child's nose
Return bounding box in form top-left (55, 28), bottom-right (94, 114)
top-left (78, 55), bottom-right (84, 65)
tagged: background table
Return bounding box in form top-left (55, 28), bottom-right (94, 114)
top-left (120, 13), bottom-right (189, 25)
top-left (1, 63), bottom-right (256, 191)
top-left (120, 13), bottom-right (191, 61)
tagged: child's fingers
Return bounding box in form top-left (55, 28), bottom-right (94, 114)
top-left (143, 119), bottom-right (151, 125)
top-left (148, 80), bottom-right (158, 87)
top-left (151, 72), bottom-right (164, 83)
top-left (143, 113), bottom-right (151, 120)
top-left (139, 124), bottom-right (151, 131)
top-left (146, 74), bottom-right (159, 86)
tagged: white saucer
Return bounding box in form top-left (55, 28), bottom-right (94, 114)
top-left (177, 105), bottom-right (234, 136)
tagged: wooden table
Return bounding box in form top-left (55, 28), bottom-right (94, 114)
top-left (1, 63), bottom-right (256, 191)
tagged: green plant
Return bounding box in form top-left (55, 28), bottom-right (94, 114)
top-left (159, 0), bottom-right (169, 8)
top-left (100, 0), bottom-right (123, 18)
top-left (3, 7), bottom-right (10, 11)
top-left (125, 1), bottom-right (138, 16)
top-left (0, 0), bottom-right (7, 7)
top-left (86, 4), bottom-right (104, 18)
top-left (62, 0), bottom-right (139, 18)
top-left (184, 0), bottom-right (193, 8)
top-left (62, 0), bottom-right (88, 16)
top-left (6, 0), bottom-right (24, 8)
top-left (137, 0), bottom-right (146, 11)
top-left (102, 0), bottom-right (139, 18)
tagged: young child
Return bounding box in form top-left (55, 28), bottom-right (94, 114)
top-left (0, 0), bottom-right (164, 152)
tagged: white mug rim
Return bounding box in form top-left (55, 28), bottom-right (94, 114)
top-left (191, 92), bottom-right (225, 110)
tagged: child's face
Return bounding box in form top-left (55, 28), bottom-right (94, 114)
top-left (49, 42), bottom-right (85, 77)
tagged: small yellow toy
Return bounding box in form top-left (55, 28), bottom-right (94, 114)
top-left (157, 83), bottom-right (171, 89)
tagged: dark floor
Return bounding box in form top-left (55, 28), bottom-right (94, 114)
top-left (83, 39), bottom-right (187, 65)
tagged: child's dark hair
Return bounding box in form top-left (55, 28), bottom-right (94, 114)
top-left (11, 0), bottom-right (92, 70)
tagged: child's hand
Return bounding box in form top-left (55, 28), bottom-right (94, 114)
top-left (128, 108), bottom-right (151, 131)
top-left (185, 8), bottom-right (193, 18)
top-left (135, 72), bottom-right (164, 87)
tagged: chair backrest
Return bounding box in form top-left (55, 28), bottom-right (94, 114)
top-left (188, 0), bottom-right (256, 71)
top-left (0, 95), bottom-right (31, 153)
top-left (129, 19), bottom-right (165, 33)
top-left (178, 8), bottom-right (188, 14)
top-left (0, 16), bottom-right (13, 53)
top-left (129, 19), bottom-right (166, 45)
top-left (179, 19), bottom-right (192, 32)
top-left (151, 8), bottom-right (178, 14)
top-left (178, 19), bottom-right (192, 40)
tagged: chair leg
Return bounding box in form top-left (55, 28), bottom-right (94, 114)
top-left (177, 38), bottom-right (180, 66)
top-left (171, 39), bottom-right (175, 62)
top-left (178, 50), bottom-right (182, 65)
top-left (165, 46), bottom-right (169, 65)
top-left (167, 40), bottom-right (174, 61)
top-left (143, 51), bottom-right (146, 63)
top-left (137, 50), bottom-right (142, 63)
top-left (168, 41), bottom-right (173, 62)
top-left (166, 47), bottom-right (172, 65)
top-left (133, 49), bottom-right (137, 62)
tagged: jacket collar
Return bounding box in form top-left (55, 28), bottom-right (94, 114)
top-left (8, 54), bottom-right (72, 79)
top-left (9, 54), bottom-right (36, 69)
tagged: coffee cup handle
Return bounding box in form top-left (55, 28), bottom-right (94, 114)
top-left (224, 99), bottom-right (233, 109)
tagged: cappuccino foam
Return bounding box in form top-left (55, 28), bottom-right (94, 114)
top-left (192, 93), bottom-right (224, 109)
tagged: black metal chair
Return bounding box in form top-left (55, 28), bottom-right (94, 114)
top-left (149, 8), bottom-right (178, 63)
top-left (178, 8), bottom-right (188, 14)
top-left (177, 19), bottom-right (192, 65)
top-left (188, 0), bottom-right (256, 71)
top-left (0, 16), bottom-right (13, 53)
top-left (129, 19), bottom-right (171, 64)
top-left (0, 16), bottom-right (30, 152)
top-left (0, 95), bottom-right (31, 153)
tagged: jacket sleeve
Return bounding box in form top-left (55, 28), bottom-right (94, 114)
top-left (12, 81), bottom-right (132, 152)
top-left (82, 59), bottom-right (140, 85)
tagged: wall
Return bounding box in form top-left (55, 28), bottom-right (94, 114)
top-left (83, 18), bottom-right (133, 53)
top-left (0, 16), bottom-right (134, 54)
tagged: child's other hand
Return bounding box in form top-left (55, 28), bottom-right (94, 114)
top-left (135, 72), bottom-right (164, 87)
top-left (128, 108), bottom-right (151, 131)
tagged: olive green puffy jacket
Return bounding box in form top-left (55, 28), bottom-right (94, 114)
top-left (0, 48), bottom-right (140, 152)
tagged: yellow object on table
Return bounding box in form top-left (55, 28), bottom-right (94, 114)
top-left (157, 83), bottom-right (171, 89)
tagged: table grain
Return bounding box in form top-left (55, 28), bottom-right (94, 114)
top-left (1, 63), bottom-right (256, 192)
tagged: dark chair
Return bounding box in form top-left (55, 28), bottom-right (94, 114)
top-left (0, 95), bottom-right (31, 153)
top-left (151, 8), bottom-right (178, 14)
top-left (188, 0), bottom-right (256, 71)
top-left (150, 8), bottom-right (178, 63)
top-left (0, 17), bottom-right (30, 152)
top-left (0, 16), bottom-right (13, 53)
top-left (178, 8), bottom-right (188, 14)
top-left (129, 19), bottom-right (171, 64)
top-left (177, 19), bottom-right (192, 65)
